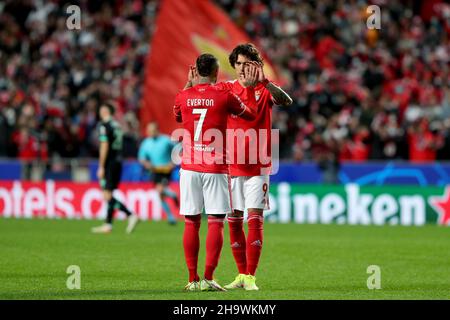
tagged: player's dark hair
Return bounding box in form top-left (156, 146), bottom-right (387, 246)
top-left (101, 102), bottom-right (115, 115)
top-left (196, 54), bottom-right (218, 77)
top-left (229, 43), bottom-right (263, 68)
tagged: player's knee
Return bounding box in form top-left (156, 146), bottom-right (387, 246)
top-left (103, 191), bottom-right (113, 201)
top-left (207, 215), bottom-right (225, 228)
top-left (157, 186), bottom-right (166, 198)
top-left (185, 214), bottom-right (201, 224)
top-left (248, 208), bottom-right (263, 216)
top-left (209, 214), bottom-right (226, 220)
top-left (230, 210), bottom-right (244, 218)
top-left (156, 184), bottom-right (164, 193)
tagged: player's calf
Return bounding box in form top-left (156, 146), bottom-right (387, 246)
top-left (246, 211), bottom-right (264, 276)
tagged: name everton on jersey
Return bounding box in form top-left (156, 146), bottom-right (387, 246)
top-left (186, 98), bottom-right (214, 107)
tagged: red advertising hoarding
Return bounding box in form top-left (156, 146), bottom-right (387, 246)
top-left (0, 181), bottom-right (180, 220)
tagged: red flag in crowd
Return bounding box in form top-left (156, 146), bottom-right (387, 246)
top-left (141, 0), bottom-right (280, 135)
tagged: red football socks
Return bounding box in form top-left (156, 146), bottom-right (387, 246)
top-left (246, 212), bottom-right (264, 276)
top-left (184, 212), bottom-right (263, 281)
top-left (183, 215), bottom-right (201, 282)
top-left (228, 216), bottom-right (247, 274)
top-left (204, 215), bottom-right (225, 280)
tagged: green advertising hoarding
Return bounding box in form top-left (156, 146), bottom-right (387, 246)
top-left (266, 183), bottom-right (450, 226)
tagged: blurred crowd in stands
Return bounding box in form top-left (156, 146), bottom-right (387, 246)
top-left (0, 0), bottom-right (449, 166)
top-left (219, 0), bottom-right (450, 165)
top-left (0, 0), bottom-right (152, 162)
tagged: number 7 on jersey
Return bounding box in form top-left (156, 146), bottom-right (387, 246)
top-left (192, 108), bottom-right (207, 141)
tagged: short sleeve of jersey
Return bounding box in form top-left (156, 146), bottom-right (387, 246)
top-left (99, 124), bottom-right (108, 142)
top-left (138, 140), bottom-right (148, 161)
top-left (173, 93), bottom-right (183, 121)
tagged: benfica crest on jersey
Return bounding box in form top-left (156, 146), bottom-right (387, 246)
top-left (255, 90), bottom-right (262, 101)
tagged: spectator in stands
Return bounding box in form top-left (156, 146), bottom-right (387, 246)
top-left (407, 117), bottom-right (444, 162)
top-left (0, 0), bottom-right (154, 159)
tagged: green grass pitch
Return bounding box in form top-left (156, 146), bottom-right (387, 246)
top-left (0, 218), bottom-right (449, 300)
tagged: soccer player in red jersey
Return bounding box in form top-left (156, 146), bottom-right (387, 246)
top-left (220, 44), bottom-right (293, 291)
top-left (173, 53), bottom-right (258, 291)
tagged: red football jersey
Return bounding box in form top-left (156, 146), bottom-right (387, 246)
top-left (173, 83), bottom-right (256, 174)
top-left (219, 80), bottom-right (274, 176)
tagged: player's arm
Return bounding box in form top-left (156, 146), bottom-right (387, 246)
top-left (99, 141), bottom-right (108, 168)
top-left (140, 159), bottom-right (153, 171)
top-left (138, 142), bottom-right (153, 171)
top-left (229, 92), bottom-right (257, 121)
top-left (97, 125), bottom-right (109, 180)
top-left (228, 87), bottom-right (256, 121)
top-left (228, 63), bottom-right (258, 120)
top-left (252, 62), bottom-right (293, 106)
top-left (173, 93), bottom-right (183, 123)
top-left (155, 138), bottom-right (175, 173)
top-left (266, 81), bottom-right (293, 106)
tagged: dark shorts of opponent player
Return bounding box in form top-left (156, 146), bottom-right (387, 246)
top-left (100, 161), bottom-right (122, 191)
top-left (152, 171), bottom-right (172, 186)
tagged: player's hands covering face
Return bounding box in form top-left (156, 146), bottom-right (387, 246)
top-left (241, 63), bottom-right (258, 87)
top-left (188, 65), bottom-right (199, 86)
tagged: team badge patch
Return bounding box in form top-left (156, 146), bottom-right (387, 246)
top-left (255, 90), bottom-right (262, 101)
